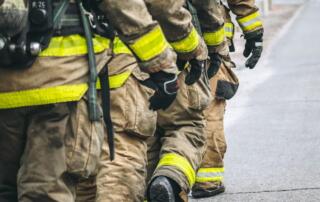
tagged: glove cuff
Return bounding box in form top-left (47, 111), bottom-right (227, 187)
top-left (244, 28), bottom-right (264, 40)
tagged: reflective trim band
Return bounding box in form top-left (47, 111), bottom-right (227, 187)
top-left (224, 22), bottom-right (234, 39)
top-left (113, 37), bottom-right (132, 55)
top-left (170, 27), bottom-right (199, 53)
top-left (196, 167), bottom-right (224, 183)
top-left (97, 70), bottom-right (132, 89)
top-left (157, 153), bottom-right (196, 187)
top-left (129, 26), bottom-right (169, 61)
top-left (0, 84), bottom-right (88, 109)
top-left (40, 34), bottom-right (110, 57)
top-left (237, 11), bottom-right (263, 32)
top-left (0, 70), bottom-right (133, 109)
top-left (203, 26), bottom-right (225, 46)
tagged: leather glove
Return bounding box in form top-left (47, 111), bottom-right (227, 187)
top-left (243, 31), bottom-right (263, 69)
top-left (143, 71), bottom-right (179, 111)
top-left (207, 53), bottom-right (222, 79)
top-left (177, 58), bottom-right (205, 85)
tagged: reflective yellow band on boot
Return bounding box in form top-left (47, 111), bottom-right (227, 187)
top-left (170, 27), bottom-right (199, 53)
top-left (40, 34), bottom-right (111, 57)
top-left (196, 167), bottom-right (224, 183)
top-left (0, 84), bottom-right (88, 109)
top-left (129, 26), bottom-right (169, 61)
top-left (157, 153), bottom-right (196, 187)
top-left (237, 11), bottom-right (263, 32)
top-left (224, 22), bottom-right (234, 39)
top-left (203, 26), bottom-right (225, 46)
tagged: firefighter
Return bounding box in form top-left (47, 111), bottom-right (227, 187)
top-left (76, 0), bottom-right (211, 201)
top-left (0, 0), bottom-right (178, 201)
top-left (144, 0), bottom-right (213, 201)
top-left (192, 0), bottom-right (264, 198)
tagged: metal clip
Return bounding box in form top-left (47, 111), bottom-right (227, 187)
top-left (82, 7), bottom-right (96, 29)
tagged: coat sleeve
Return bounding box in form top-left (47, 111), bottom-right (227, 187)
top-left (191, 0), bottom-right (227, 53)
top-left (99, 0), bottom-right (170, 63)
top-left (227, 0), bottom-right (263, 33)
top-left (145, 0), bottom-right (205, 60)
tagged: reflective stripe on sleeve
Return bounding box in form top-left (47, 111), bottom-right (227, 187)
top-left (40, 34), bottom-right (110, 57)
top-left (237, 11), bottom-right (263, 32)
top-left (129, 26), bottom-right (169, 61)
top-left (113, 37), bottom-right (133, 55)
top-left (203, 26), bottom-right (225, 46)
top-left (196, 167), bottom-right (224, 183)
top-left (224, 22), bottom-right (234, 39)
top-left (157, 153), bottom-right (196, 187)
top-left (170, 27), bottom-right (199, 53)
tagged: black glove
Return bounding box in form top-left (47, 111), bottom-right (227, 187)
top-left (143, 71), bottom-right (179, 111)
top-left (229, 39), bottom-right (235, 52)
top-left (207, 53), bottom-right (222, 79)
top-left (243, 31), bottom-right (263, 69)
top-left (176, 59), bottom-right (205, 85)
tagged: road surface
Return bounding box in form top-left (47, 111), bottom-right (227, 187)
top-left (191, 0), bottom-right (320, 201)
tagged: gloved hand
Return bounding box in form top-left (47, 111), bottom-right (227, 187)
top-left (144, 71), bottom-right (179, 111)
top-left (207, 53), bottom-right (222, 79)
top-left (243, 31), bottom-right (263, 69)
top-left (175, 38), bottom-right (208, 85)
top-left (177, 58), bottom-right (205, 85)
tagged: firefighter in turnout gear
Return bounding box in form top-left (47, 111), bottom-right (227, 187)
top-left (0, 0), bottom-right (179, 201)
top-left (192, 0), bottom-right (264, 198)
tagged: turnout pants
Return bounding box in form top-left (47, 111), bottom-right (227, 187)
top-left (0, 98), bottom-right (105, 202)
top-left (147, 69), bottom-right (212, 201)
top-left (76, 55), bottom-right (157, 202)
top-left (193, 62), bottom-right (238, 191)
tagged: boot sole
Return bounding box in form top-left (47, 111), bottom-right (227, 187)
top-left (148, 177), bottom-right (175, 202)
top-left (192, 185), bottom-right (225, 199)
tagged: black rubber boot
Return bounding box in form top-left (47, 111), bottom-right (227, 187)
top-left (191, 184), bottom-right (225, 199)
top-left (148, 176), bottom-right (181, 202)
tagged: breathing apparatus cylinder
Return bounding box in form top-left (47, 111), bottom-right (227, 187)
top-left (0, 0), bottom-right (28, 37)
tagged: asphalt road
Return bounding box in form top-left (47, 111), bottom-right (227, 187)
top-left (191, 0), bottom-right (320, 201)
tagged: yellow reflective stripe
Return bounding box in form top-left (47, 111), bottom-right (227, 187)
top-left (170, 27), bottom-right (199, 53)
top-left (203, 26), bottom-right (225, 46)
top-left (40, 34), bottom-right (110, 57)
top-left (0, 70), bottom-right (133, 109)
top-left (129, 26), bottom-right (169, 61)
top-left (113, 37), bottom-right (132, 55)
top-left (96, 70), bottom-right (132, 89)
top-left (224, 22), bottom-right (234, 39)
top-left (157, 153), bottom-right (196, 187)
top-left (196, 167), bottom-right (224, 183)
top-left (237, 11), bottom-right (263, 32)
top-left (0, 84), bottom-right (88, 109)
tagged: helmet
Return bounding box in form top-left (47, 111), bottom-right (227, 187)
top-left (0, 0), bottom-right (28, 36)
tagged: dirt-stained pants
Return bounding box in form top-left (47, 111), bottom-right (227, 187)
top-left (193, 62), bottom-right (238, 191)
top-left (0, 97), bottom-right (105, 202)
top-left (75, 71), bottom-right (157, 202)
top-left (146, 69), bottom-right (212, 200)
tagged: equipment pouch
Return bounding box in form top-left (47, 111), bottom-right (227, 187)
top-left (210, 62), bottom-right (239, 100)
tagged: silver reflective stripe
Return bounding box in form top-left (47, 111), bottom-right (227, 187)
top-left (196, 171), bottom-right (224, 178)
top-left (241, 17), bottom-right (261, 28)
top-left (224, 27), bottom-right (233, 33)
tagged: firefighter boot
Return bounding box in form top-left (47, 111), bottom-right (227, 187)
top-left (192, 182), bottom-right (225, 198)
top-left (148, 176), bottom-right (182, 202)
